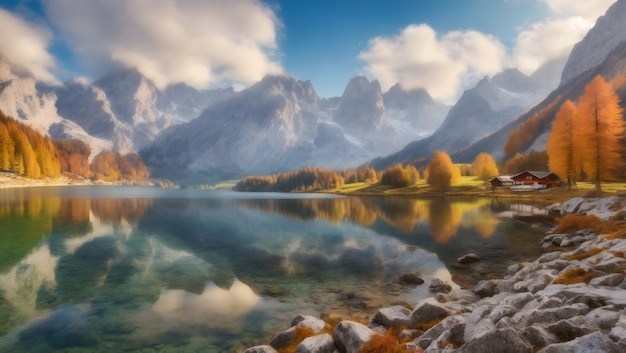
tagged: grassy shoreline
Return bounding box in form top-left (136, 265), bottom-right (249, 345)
top-left (320, 177), bottom-right (626, 205)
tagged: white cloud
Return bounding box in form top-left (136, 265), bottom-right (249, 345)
top-left (42, 0), bottom-right (283, 89)
top-left (0, 9), bottom-right (56, 82)
top-left (512, 0), bottom-right (616, 74)
top-left (359, 24), bottom-right (506, 102)
top-left (544, 0), bottom-right (617, 19)
top-left (512, 17), bottom-right (591, 74)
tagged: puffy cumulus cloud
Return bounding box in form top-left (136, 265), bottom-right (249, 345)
top-left (512, 0), bottom-right (617, 74)
top-left (42, 0), bottom-right (283, 89)
top-left (513, 17), bottom-right (591, 74)
top-left (0, 9), bottom-right (56, 82)
top-left (359, 24), bottom-right (506, 102)
top-left (544, 0), bottom-right (617, 19)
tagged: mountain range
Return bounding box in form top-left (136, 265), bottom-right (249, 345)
top-left (1, 0), bottom-right (626, 182)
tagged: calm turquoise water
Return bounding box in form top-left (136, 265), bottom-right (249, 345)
top-left (0, 186), bottom-right (549, 352)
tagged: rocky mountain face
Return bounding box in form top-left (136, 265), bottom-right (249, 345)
top-left (455, 0), bottom-right (626, 163)
top-left (0, 60), bottom-right (113, 154)
top-left (142, 74), bottom-right (450, 180)
top-left (53, 69), bottom-right (235, 152)
top-left (0, 59), bottom-right (235, 157)
top-left (560, 0), bottom-right (626, 86)
top-left (371, 66), bottom-right (558, 169)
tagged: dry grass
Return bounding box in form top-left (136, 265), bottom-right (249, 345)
top-left (604, 228), bottom-right (626, 240)
top-left (359, 329), bottom-right (409, 353)
top-left (553, 268), bottom-right (596, 285)
top-left (277, 327), bottom-right (316, 353)
top-left (565, 247), bottom-right (608, 261)
top-left (554, 214), bottom-right (616, 234)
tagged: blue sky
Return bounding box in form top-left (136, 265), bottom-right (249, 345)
top-left (0, 0), bottom-right (616, 101)
top-left (274, 0), bottom-right (548, 96)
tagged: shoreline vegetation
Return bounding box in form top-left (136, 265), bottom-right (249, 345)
top-left (318, 177), bottom-right (626, 206)
top-left (0, 171), bottom-right (175, 189)
top-left (244, 195), bottom-right (626, 353)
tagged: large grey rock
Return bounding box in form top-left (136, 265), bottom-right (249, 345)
top-left (547, 318), bottom-right (591, 341)
top-left (473, 279), bottom-right (498, 297)
top-left (464, 305), bottom-right (495, 342)
top-left (537, 332), bottom-right (621, 353)
top-left (373, 305), bottom-right (411, 328)
top-left (561, 197), bottom-right (585, 214)
top-left (589, 273), bottom-right (625, 287)
top-left (410, 298), bottom-right (450, 327)
top-left (416, 315), bottom-right (466, 350)
top-left (458, 328), bottom-right (531, 353)
top-left (584, 307), bottom-right (620, 330)
top-left (269, 315), bottom-right (327, 350)
top-left (269, 327), bottom-right (297, 350)
top-left (333, 321), bottom-right (374, 353)
top-left (245, 345), bottom-right (279, 353)
top-left (294, 333), bottom-right (336, 353)
top-left (580, 196), bottom-right (621, 220)
top-left (522, 326), bottom-right (558, 348)
top-left (294, 316), bottom-right (327, 331)
top-left (594, 258), bottom-right (625, 275)
top-left (488, 305), bottom-right (518, 323)
top-left (429, 278), bottom-right (452, 293)
top-left (422, 317), bottom-right (465, 352)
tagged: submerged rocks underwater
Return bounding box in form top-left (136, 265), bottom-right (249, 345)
top-left (245, 195), bottom-right (626, 353)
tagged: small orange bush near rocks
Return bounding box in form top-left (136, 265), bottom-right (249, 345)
top-left (359, 329), bottom-right (409, 353)
top-left (278, 327), bottom-right (316, 353)
top-left (553, 268), bottom-right (595, 285)
top-left (566, 247), bottom-right (608, 261)
top-left (554, 214), bottom-right (614, 234)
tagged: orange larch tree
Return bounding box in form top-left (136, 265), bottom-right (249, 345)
top-left (471, 152), bottom-right (499, 185)
top-left (576, 75), bottom-right (625, 190)
top-left (426, 150), bottom-right (460, 191)
top-left (547, 100), bottom-right (580, 189)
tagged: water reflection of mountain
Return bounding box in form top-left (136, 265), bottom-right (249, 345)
top-left (238, 196), bottom-right (550, 287)
top-left (1, 192), bottom-right (452, 351)
top-left (0, 191), bottom-right (153, 272)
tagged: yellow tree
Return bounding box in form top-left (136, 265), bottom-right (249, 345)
top-left (577, 75), bottom-right (625, 190)
top-left (547, 100), bottom-right (580, 189)
top-left (426, 151), bottom-right (459, 191)
top-left (471, 152), bottom-right (499, 185)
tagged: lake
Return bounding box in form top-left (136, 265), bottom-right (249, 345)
top-left (0, 186), bottom-right (551, 352)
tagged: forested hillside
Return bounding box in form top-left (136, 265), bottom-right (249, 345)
top-left (0, 110), bottom-right (149, 181)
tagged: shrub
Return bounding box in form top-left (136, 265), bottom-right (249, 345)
top-left (554, 214), bottom-right (614, 234)
top-left (566, 247), bottom-right (607, 261)
top-left (553, 268), bottom-right (595, 285)
top-left (278, 326), bottom-right (316, 353)
top-left (359, 329), bottom-right (407, 353)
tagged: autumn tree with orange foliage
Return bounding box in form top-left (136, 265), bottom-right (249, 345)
top-left (426, 151), bottom-right (460, 191)
top-left (547, 100), bottom-right (581, 189)
top-left (471, 152), bottom-right (499, 184)
top-left (90, 151), bottom-right (150, 181)
top-left (501, 151), bottom-right (549, 175)
top-left (380, 164), bottom-right (419, 188)
top-left (504, 98), bottom-right (562, 158)
top-left (576, 75), bottom-right (625, 190)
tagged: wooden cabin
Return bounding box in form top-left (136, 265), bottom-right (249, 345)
top-left (488, 176), bottom-right (515, 189)
top-left (511, 171), bottom-right (560, 188)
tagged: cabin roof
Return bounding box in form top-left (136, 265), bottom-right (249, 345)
top-left (489, 175), bottom-right (514, 182)
top-left (511, 171), bottom-right (557, 180)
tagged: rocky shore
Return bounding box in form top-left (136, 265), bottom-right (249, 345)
top-left (244, 195), bottom-right (626, 353)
